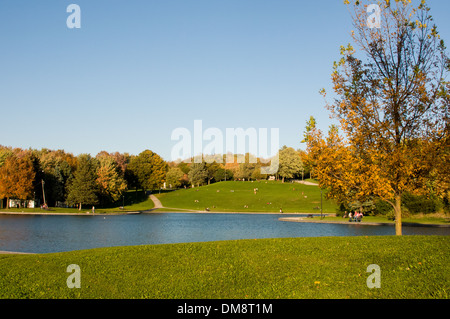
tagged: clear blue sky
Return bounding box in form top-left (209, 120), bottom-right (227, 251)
top-left (1, 0), bottom-right (449, 161)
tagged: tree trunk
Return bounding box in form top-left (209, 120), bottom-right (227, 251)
top-left (394, 193), bottom-right (402, 236)
top-left (6, 197), bottom-right (9, 209)
top-left (79, 202), bottom-right (82, 211)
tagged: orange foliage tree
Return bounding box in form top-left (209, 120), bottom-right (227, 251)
top-left (0, 151), bottom-right (35, 208)
top-left (307, 0), bottom-right (449, 235)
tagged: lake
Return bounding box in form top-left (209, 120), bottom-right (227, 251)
top-left (0, 213), bottom-right (448, 253)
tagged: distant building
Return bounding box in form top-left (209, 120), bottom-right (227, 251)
top-left (8, 199), bottom-right (37, 209)
top-left (0, 198), bottom-right (37, 209)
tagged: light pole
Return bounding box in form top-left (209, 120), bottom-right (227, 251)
top-left (320, 190), bottom-right (323, 220)
top-left (41, 179), bottom-right (47, 208)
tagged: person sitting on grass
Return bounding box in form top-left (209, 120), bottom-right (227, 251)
top-left (357, 212), bottom-right (363, 222)
top-left (348, 212), bottom-right (353, 222)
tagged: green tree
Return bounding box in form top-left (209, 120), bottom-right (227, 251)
top-left (205, 162), bottom-right (221, 184)
top-left (277, 147), bottom-right (303, 183)
top-left (251, 164), bottom-right (264, 180)
top-left (166, 167), bottom-right (185, 189)
top-left (188, 163), bottom-right (208, 187)
top-left (237, 163), bottom-right (256, 180)
top-left (177, 162), bottom-right (190, 174)
top-left (66, 154), bottom-right (99, 210)
top-left (213, 167), bottom-right (233, 181)
top-left (127, 150), bottom-right (167, 191)
top-left (38, 149), bottom-right (75, 206)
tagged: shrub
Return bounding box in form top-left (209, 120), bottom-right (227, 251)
top-left (402, 193), bottom-right (443, 215)
top-left (373, 200), bottom-right (394, 216)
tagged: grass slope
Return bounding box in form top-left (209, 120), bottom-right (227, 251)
top-left (157, 181), bottom-right (338, 213)
top-left (0, 236), bottom-right (448, 299)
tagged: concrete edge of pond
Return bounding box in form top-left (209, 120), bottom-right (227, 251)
top-left (0, 251), bottom-right (35, 254)
top-left (279, 217), bottom-right (450, 228)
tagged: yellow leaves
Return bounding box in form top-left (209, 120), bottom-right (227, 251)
top-left (319, 88), bottom-right (327, 97)
top-left (413, 20), bottom-right (427, 29)
top-left (340, 44), bottom-right (355, 56)
top-left (305, 120), bottom-right (400, 204)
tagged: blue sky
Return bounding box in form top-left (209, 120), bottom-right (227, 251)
top-left (1, 0), bottom-right (449, 161)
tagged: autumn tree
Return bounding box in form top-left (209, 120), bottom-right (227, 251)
top-left (310, 0), bottom-right (449, 235)
top-left (66, 154), bottom-right (99, 210)
top-left (96, 155), bottom-right (127, 204)
top-left (301, 116), bottom-right (317, 144)
top-left (0, 151), bottom-right (35, 208)
top-left (0, 146), bottom-right (13, 167)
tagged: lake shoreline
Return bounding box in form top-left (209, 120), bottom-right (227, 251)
top-left (279, 216), bottom-right (450, 228)
top-left (0, 211), bottom-right (143, 216)
top-left (0, 250), bottom-right (34, 254)
top-left (0, 210), bottom-right (331, 216)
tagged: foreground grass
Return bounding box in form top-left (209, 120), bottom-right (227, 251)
top-left (157, 181), bottom-right (338, 214)
top-left (0, 236), bottom-right (448, 299)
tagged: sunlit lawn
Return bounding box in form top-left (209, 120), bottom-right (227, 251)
top-left (0, 236), bottom-right (448, 299)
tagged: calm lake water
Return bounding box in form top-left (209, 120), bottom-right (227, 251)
top-left (0, 213), bottom-right (448, 253)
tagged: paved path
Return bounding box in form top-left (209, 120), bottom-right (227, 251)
top-left (0, 251), bottom-right (34, 254)
top-left (149, 195), bottom-right (163, 209)
top-left (295, 180), bottom-right (319, 186)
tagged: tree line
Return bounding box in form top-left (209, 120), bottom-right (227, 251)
top-left (167, 147), bottom-right (306, 188)
top-left (0, 147), bottom-right (166, 210)
top-left (0, 146), bottom-right (306, 210)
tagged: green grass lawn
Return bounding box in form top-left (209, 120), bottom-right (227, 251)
top-left (0, 236), bottom-right (448, 299)
top-left (157, 181), bottom-right (338, 213)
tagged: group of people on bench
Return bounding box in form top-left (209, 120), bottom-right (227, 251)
top-left (346, 211), bottom-right (363, 222)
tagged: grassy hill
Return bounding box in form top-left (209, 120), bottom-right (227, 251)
top-left (0, 236), bottom-right (448, 299)
top-left (156, 181), bottom-right (338, 213)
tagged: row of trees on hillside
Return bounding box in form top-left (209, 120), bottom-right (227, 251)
top-left (0, 147), bottom-right (167, 210)
top-left (166, 147), bottom-right (306, 188)
top-left (0, 145), bottom-right (306, 209)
